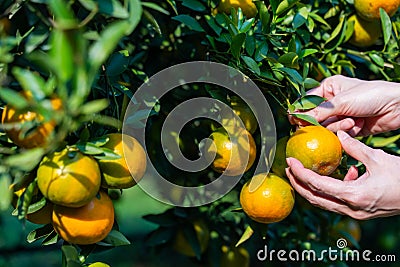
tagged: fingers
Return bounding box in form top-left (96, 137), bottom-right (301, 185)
top-left (285, 158), bottom-right (351, 199)
top-left (337, 130), bottom-right (376, 165)
top-left (343, 166), bottom-right (359, 181)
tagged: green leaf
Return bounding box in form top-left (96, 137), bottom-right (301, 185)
top-left (303, 78), bottom-right (320, 90)
top-left (236, 226), bottom-right (254, 247)
top-left (12, 68), bottom-right (46, 100)
top-left (48, 0), bottom-right (77, 28)
top-left (254, 42), bottom-right (269, 61)
top-left (98, 230), bottom-right (131, 246)
top-left (369, 53), bottom-right (385, 68)
top-left (380, 8), bottom-right (392, 46)
top-left (143, 9), bottom-right (162, 34)
top-left (240, 18), bottom-right (255, 33)
top-left (27, 224), bottom-right (55, 243)
top-left (242, 56), bottom-right (261, 75)
top-left (181, 0), bottom-right (206, 12)
top-left (299, 48), bottom-right (318, 58)
top-left (0, 175), bottom-right (12, 211)
top-left (172, 15), bottom-right (204, 32)
top-left (127, 0), bottom-right (143, 33)
top-left (61, 245), bottom-right (81, 267)
top-left (80, 99), bottom-right (109, 115)
top-left (276, 0), bottom-right (300, 17)
top-left (76, 142), bottom-right (110, 155)
top-left (146, 227), bottom-right (174, 246)
top-left (231, 33), bottom-right (246, 59)
top-left (278, 67), bottom-right (303, 84)
top-left (370, 134), bottom-right (400, 148)
top-left (49, 29), bottom-right (75, 82)
top-left (293, 7), bottom-right (308, 29)
top-left (290, 113), bottom-right (320, 125)
top-left (325, 15), bottom-right (345, 44)
top-left (205, 15), bottom-right (223, 35)
top-left (87, 136), bottom-right (110, 147)
top-left (93, 147), bottom-right (122, 160)
top-left (98, 0), bottom-right (129, 18)
top-left (142, 2), bottom-right (170, 15)
top-left (0, 88), bottom-right (28, 109)
top-left (292, 95), bottom-right (325, 110)
top-left (88, 21), bottom-right (130, 83)
top-left (5, 148), bottom-right (44, 172)
top-left (278, 52), bottom-right (299, 69)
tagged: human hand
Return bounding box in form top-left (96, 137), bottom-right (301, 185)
top-left (289, 75), bottom-right (400, 136)
top-left (286, 130), bottom-right (400, 220)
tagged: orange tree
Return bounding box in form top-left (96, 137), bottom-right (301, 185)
top-left (1, 0), bottom-right (400, 266)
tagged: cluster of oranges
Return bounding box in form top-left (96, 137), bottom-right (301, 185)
top-left (349, 0), bottom-right (400, 47)
top-left (3, 91), bottom-right (146, 245)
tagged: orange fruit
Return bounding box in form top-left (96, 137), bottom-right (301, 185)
top-left (12, 185), bottom-right (53, 225)
top-left (215, 0), bottom-right (258, 18)
top-left (1, 92), bottom-right (62, 148)
top-left (52, 191), bottom-right (114, 245)
top-left (331, 218), bottom-right (362, 246)
top-left (220, 245), bottom-right (250, 267)
top-left (286, 126), bottom-right (342, 176)
top-left (222, 97), bottom-right (258, 134)
top-left (205, 126), bottom-right (256, 176)
top-left (240, 173), bottom-right (295, 223)
top-left (172, 219), bottom-right (210, 257)
top-left (354, 0), bottom-right (400, 21)
top-left (98, 133), bottom-right (146, 189)
top-left (37, 148), bottom-right (101, 208)
top-left (271, 136), bottom-right (289, 178)
top-left (348, 14), bottom-right (381, 48)
top-left (88, 263), bottom-right (111, 267)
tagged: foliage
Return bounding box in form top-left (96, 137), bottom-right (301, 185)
top-left (1, 0), bottom-right (400, 266)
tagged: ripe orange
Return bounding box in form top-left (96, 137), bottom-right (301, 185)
top-left (215, 0), bottom-right (258, 18)
top-left (331, 218), bottom-right (362, 246)
top-left (1, 93), bottom-right (62, 148)
top-left (37, 148), bottom-right (101, 208)
top-left (348, 14), bottom-right (381, 48)
top-left (220, 245), bottom-right (250, 267)
top-left (172, 219), bottom-right (210, 257)
top-left (354, 0), bottom-right (400, 21)
top-left (222, 97), bottom-right (258, 134)
top-left (240, 173), bottom-right (295, 223)
top-left (98, 133), bottom-right (146, 189)
top-left (52, 191), bottom-right (114, 245)
top-left (205, 126), bottom-right (256, 176)
top-left (12, 185), bottom-right (53, 225)
top-left (271, 136), bottom-right (289, 178)
top-left (286, 126), bottom-right (342, 176)
top-left (88, 263), bottom-right (111, 267)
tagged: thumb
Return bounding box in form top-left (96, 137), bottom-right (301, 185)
top-left (337, 130), bottom-right (376, 165)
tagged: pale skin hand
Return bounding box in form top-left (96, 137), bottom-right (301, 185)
top-left (286, 131), bottom-right (400, 220)
top-left (289, 75), bottom-right (400, 136)
top-left (286, 75), bottom-right (400, 219)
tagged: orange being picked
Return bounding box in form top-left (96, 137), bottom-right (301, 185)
top-left (12, 184), bottom-right (53, 225)
top-left (348, 14), bottom-right (381, 48)
top-left (1, 92), bottom-right (62, 148)
top-left (172, 219), bottom-right (210, 257)
top-left (220, 245), bottom-right (250, 267)
top-left (354, 0), bottom-right (400, 21)
top-left (52, 191), bottom-right (114, 245)
top-left (286, 126), bottom-right (342, 176)
top-left (37, 148), bottom-right (101, 208)
top-left (215, 0), bottom-right (258, 18)
top-left (271, 136), bottom-right (289, 177)
top-left (205, 126), bottom-right (256, 176)
top-left (240, 173), bottom-right (295, 223)
top-left (98, 133), bottom-right (146, 189)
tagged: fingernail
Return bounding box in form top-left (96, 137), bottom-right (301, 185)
top-left (337, 130), bottom-right (348, 141)
top-left (286, 158), bottom-right (292, 165)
